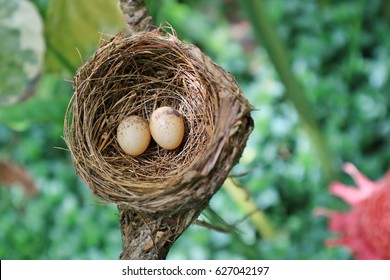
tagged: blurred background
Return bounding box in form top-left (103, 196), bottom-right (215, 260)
top-left (0, 0), bottom-right (389, 259)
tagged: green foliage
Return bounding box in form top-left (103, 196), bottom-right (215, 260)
top-left (0, 0), bottom-right (389, 260)
top-left (44, 0), bottom-right (125, 74)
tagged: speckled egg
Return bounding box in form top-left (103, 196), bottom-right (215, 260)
top-left (149, 106), bottom-right (185, 150)
top-left (117, 115), bottom-right (151, 156)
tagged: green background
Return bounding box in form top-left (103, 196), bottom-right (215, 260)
top-left (0, 0), bottom-right (389, 259)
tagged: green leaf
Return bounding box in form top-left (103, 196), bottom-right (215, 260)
top-left (0, 74), bottom-right (71, 131)
top-left (44, 0), bottom-right (125, 74)
top-left (0, 0), bottom-right (45, 106)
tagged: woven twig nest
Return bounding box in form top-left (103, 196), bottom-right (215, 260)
top-left (64, 28), bottom-right (253, 215)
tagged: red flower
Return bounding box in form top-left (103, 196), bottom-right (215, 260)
top-left (316, 163), bottom-right (390, 259)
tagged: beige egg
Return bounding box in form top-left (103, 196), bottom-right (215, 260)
top-left (149, 106), bottom-right (185, 150)
top-left (117, 116), bottom-right (151, 156)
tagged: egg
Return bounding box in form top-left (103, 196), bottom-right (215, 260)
top-left (117, 116), bottom-right (151, 156)
top-left (149, 106), bottom-right (185, 150)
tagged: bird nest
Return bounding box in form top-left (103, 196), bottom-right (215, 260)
top-left (64, 29), bottom-right (253, 214)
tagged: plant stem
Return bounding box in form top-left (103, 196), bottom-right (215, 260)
top-left (239, 0), bottom-right (336, 180)
top-left (224, 178), bottom-right (275, 239)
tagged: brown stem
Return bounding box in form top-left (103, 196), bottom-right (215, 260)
top-left (118, 206), bottom-right (205, 259)
top-left (119, 0), bottom-right (155, 33)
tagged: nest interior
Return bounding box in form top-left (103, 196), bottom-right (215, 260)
top-left (64, 29), bottom-right (253, 214)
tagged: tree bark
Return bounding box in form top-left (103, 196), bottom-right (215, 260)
top-left (119, 0), bottom-right (155, 34)
top-left (118, 206), bottom-right (204, 260)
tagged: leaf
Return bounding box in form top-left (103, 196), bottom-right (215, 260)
top-left (44, 0), bottom-right (125, 74)
top-left (0, 160), bottom-right (37, 196)
top-left (224, 178), bottom-right (275, 239)
top-left (197, 207), bottom-right (239, 233)
top-left (0, 74), bottom-right (72, 131)
top-left (0, 0), bottom-right (45, 106)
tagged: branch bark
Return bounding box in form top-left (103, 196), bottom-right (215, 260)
top-left (119, 0), bottom-right (155, 34)
top-left (118, 206), bottom-right (204, 260)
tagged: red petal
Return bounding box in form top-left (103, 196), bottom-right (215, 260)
top-left (343, 162), bottom-right (375, 193)
top-left (329, 182), bottom-right (368, 205)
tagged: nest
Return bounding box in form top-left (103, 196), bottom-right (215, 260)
top-left (64, 29), bottom-right (253, 215)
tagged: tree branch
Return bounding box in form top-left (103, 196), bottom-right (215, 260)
top-left (119, 0), bottom-right (155, 33)
top-left (118, 206), bottom-right (203, 259)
